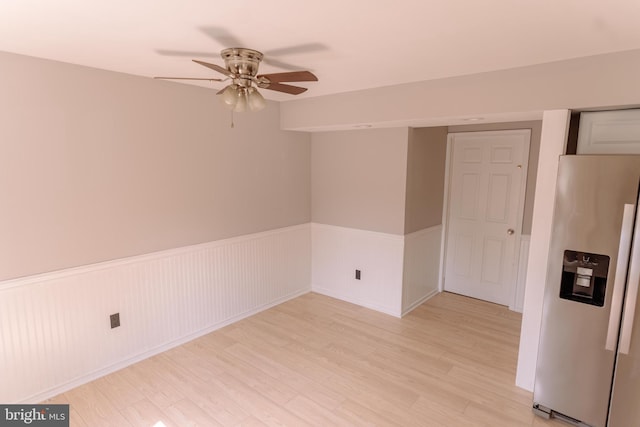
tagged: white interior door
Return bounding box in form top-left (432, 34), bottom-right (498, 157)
top-left (443, 130), bottom-right (530, 306)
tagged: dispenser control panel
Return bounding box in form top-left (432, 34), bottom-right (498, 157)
top-left (559, 250), bottom-right (609, 307)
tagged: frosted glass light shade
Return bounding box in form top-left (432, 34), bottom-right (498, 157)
top-left (220, 84), bottom-right (239, 109)
top-left (247, 87), bottom-right (266, 112)
top-left (218, 85), bottom-right (266, 113)
top-left (234, 88), bottom-right (248, 113)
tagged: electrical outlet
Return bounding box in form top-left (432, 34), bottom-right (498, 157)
top-left (355, 269), bottom-right (361, 280)
top-left (110, 313), bottom-right (120, 329)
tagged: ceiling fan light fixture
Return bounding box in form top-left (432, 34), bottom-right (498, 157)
top-left (159, 47), bottom-right (318, 115)
top-left (234, 87), bottom-right (249, 113)
top-left (247, 87), bottom-right (266, 112)
top-left (219, 84), bottom-right (266, 113)
top-left (220, 84), bottom-right (239, 109)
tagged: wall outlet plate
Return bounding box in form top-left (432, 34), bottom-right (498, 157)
top-left (110, 313), bottom-right (120, 329)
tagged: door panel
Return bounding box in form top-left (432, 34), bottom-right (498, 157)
top-left (481, 237), bottom-right (505, 284)
top-left (453, 233), bottom-right (473, 277)
top-left (462, 146), bottom-right (483, 163)
top-left (457, 173), bottom-right (480, 219)
top-left (486, 173), bottom-right (511, 222)
top-left (444, 130), bottom-right (530, 306)
top-left (491, 145), bottom-right (514, 163)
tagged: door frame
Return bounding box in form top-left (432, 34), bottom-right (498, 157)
top-left (438, 129), bottom-right (531, 311)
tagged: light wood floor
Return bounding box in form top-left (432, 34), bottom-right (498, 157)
top-left (44, 292), bottom-right (567, 426)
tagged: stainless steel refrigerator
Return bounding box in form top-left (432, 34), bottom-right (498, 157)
top-left (534, 155), bottom-right (640, 426)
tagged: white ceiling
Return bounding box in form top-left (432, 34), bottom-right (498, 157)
top-left (1, 0), bottom-right (639, 102)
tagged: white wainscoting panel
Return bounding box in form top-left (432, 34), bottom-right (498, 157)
top-left (402, 225), bottom-right (443, 316)
top-left (514, 235), bottom-right (531, 313)
top-left (0, 224), bottom-right (311, 404)
top-left (311, 223), bottom-right (405, 317)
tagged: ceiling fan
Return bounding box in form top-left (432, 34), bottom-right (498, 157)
top-left (155, 48), bottom-right (318, 112)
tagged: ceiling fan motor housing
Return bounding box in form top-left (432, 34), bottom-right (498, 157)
top-left (221, 48), bottom-right (263, 88)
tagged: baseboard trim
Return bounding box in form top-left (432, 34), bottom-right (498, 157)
top-left (312, 285), bottom-right (401, 318)
top-left (401, 289), bottom-right (440, 317)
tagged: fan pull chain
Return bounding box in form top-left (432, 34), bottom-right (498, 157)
top-left (230, 110), bottom-right (234, 128)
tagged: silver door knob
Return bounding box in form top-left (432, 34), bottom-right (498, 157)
top-left (507, 228), bottom-right (515, 235)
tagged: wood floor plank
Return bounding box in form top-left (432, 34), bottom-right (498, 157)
top-left (150, 353), bottom-right (253, 427)
top-left (464, 400), bottom-right (534, 427)
top-left (42, 292), bottom-right (569, 426)
top-left (212, 350), bottom-right (299, 406)
top-left (284, 395), bottom-right (354, 427)
top-left (43, 394), bottom-right (89, 427)
top-left (118, 356), bottom-right (186, 409)
top-left (121, 398), bottom-right (178, 427)
top-left (64, 384), bottom-right (133, 427)
top-left (235, 416), bottom-right (268, 426)
top-left (94, 371), bottom-right (146, 411)
top-left (411, 397), bottom-right (486, 427)
top-left (335, 399), bottom-right (405, 427)
top-left (207, 372), bottom-right (311, 427)
top-left (223, 342), bottom-right (346, 411)
top-left (164, 398), bottom-right (225, 427)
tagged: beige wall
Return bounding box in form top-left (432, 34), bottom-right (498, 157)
top-left (404, 127), bottom-right (448, 234)
top-left (0, 51), bottom-right (310, 281)
top-left (448, 120), bottom-right (542, 234)
top-left (281, 48), bottom-right (640, 131)
top-left (311, 128), bottom-right (408, 235)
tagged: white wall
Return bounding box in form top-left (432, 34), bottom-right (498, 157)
top-left (402, 225), bottom-right (442, 315)
top-left (516, 110), bottom-right (570, 391)
top-left (311, 223), bottom-right (404, 317)
top-left (514, 235), bottom-right (531, 313)
top-left (0, 225), bottom-right (311, 404)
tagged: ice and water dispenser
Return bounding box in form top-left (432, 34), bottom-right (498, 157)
top-left (559, 250), bottom-right (609, 307)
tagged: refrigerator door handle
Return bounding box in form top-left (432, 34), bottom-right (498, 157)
top-left (620, 204), bottom-right (640, 355)
top-left (607, 204), bottom-right (636, 351)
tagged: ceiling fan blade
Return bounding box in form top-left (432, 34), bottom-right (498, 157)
top-left (192, 60), bottom-right (234, 78)
top-left (199, 26), bottom-right (244, 49)
top-left (262, 82), bottom-right (308, 95)
top-left (257, 71), bottom-right (318, 83)
top-left (261, 57), bottom-right (300, 71)
top-left (154, 76), bottom-right (223, 82)
top-left (265, 43), bottom-right (328, 57)
top-left (156, 49), bottom-right (216, 58)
